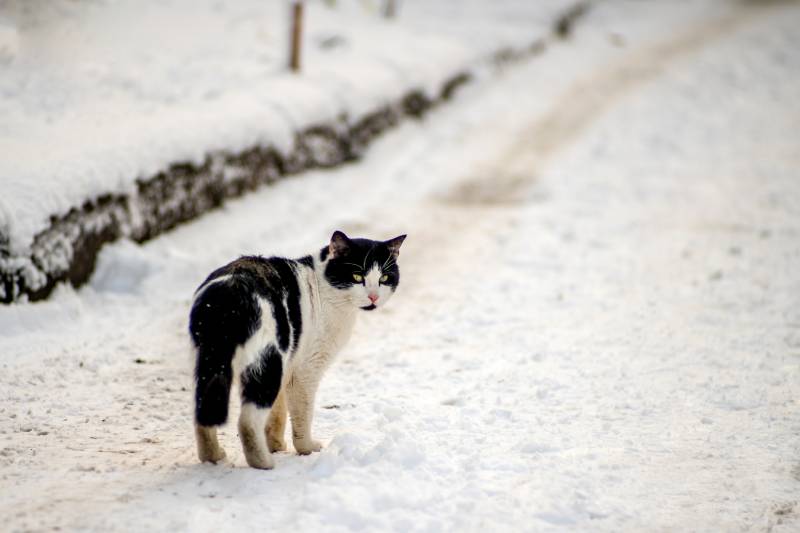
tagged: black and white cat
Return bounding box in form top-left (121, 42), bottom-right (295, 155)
top-left (189, 231), bottom-right (406, 469)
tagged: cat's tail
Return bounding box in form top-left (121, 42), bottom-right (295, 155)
top-left (194, 345), bottom-right (233, 427)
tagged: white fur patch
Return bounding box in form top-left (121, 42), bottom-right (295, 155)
top-left (232, 297), bottom-right (277, 378)
top-left (193, 274), bottom-right (232, 299)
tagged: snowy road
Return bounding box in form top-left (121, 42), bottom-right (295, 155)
top-left (2, 1), bottom-right (800, 531)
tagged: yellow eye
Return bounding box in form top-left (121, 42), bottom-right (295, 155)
top-left (353, 274), bottom-right (363, 282)
top-left (380, 274), bottom-right (389, 283)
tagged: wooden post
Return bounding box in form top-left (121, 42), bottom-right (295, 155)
top-left (289, 0), bottom-right (304, 72)
top-left (383, 0), bottom-right (397, 19)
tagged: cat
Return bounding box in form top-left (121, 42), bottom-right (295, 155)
top-left (189, 230), bottom-right (406, 469)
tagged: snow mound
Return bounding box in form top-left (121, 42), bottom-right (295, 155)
top-left (0, 0), bottom-right (582, 303)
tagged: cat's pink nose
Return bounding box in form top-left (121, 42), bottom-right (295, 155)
top-left (368, 293), bottom-right (379, 303)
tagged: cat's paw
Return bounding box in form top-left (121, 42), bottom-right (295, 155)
top-left (267, 435), bottom-right (287, 453)
top-left (199, 447), bottom-right (226, 464)
top-left (294, 438), bottom-right (323, 455)
top-left (243, 449), bottom-right (275, 470)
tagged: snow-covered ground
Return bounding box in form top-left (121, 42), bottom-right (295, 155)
top-left (2, 0), bottom-right (800, 531)
top-left (0, 0), bottom-right (572, 258)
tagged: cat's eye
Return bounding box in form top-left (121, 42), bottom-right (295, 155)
top-left (352, 274), bottom-right (363, 283)
top-left (380, 274), bottom-right (389, 283)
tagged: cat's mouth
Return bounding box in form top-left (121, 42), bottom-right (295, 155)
top-left (360, 304), bottom-right (377, 311)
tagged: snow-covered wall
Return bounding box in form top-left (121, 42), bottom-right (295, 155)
top-left (0, 0), bottom-right (587, 303)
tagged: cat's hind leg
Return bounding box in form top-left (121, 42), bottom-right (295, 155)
top-left (238, 404), bottom-right (273, 469)
top-left (195, 425), bottom-right (226, 463)
top-left (239, 345), bottom-right (283, 469)
top-left (266, 388), bottom-right (288, 452)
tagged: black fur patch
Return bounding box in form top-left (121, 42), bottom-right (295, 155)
top-left (272, 296), bottom-right (291, 352)
top-left (240, 345), bottom-right (283, 408)
top-left (298, 255), bottom-right (315, 269)
top-left (268, 258), bottom-right (303, 352)
top-left (195, 369), bottom-right (232, 426)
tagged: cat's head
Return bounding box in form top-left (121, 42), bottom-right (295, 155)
top-left (323, 231), bottom-right (406, 311)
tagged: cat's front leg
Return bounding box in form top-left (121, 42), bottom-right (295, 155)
top-left (286, 372), bottom-right (323, 455)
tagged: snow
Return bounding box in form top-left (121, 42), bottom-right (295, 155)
top-left (2, 0), bottom-right (800, 531)
top-left (0, 0), bottom-right (573, 257)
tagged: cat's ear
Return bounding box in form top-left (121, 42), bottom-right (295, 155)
top-left (329, 230), bottom-right (351, 258)
top-left (385, 234), bottom-right (406, 258)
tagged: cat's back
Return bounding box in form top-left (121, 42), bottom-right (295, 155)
top-left (194, 255), bottom-right (307, 299)
top-left (189, 255), bottom-right (306, 353)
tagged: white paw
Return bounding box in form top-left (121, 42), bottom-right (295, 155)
top-left (199, 447), bottom-right (226, 464)
top-left (294, 438), bottom-right (323, 455)
top-left (267, 435), bottom-right (287, 453)
top-left (244, 450), bottom-right (275, 470)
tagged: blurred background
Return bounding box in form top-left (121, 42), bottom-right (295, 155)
top-left (1, 1), bottom-right (799, 531)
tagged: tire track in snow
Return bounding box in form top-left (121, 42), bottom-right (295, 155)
top-left (386, 1), bottom-right (767, 306)
top-left (440, 1), bottom-right (776, 208)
